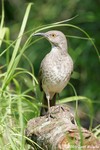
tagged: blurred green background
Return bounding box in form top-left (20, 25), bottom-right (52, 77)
top-left (0, 0), bottom-right (100, 127)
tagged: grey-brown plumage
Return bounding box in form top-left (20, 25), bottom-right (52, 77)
top-left (34, 30), bottom-right (73, 116)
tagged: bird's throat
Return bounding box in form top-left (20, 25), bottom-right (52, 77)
top-left (51, 46), bottom-right (59, 52)
top-left (51, 44), bottom-right (67, 55)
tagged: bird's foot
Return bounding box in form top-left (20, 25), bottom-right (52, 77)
top-left (46, 112), bottom-right (55, 121)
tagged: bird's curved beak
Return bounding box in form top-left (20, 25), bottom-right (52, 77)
top-left (33, 32), bottom-right (47, 38)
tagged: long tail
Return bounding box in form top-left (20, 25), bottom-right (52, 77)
top-left (40, 93), bottom-right (56, 116)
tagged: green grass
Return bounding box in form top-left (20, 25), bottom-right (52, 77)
top-left (0, 1), bottom-right (100, 150)
top-left (0, 3), bottom-right (38, 150)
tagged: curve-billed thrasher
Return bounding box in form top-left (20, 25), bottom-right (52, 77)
top-left (34, 30), bottom-right (73, 116)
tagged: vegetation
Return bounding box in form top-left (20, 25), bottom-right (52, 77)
top-left (0, 0), bottom-right (100, 149)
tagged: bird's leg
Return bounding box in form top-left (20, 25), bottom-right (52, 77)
top-left (57, 94), bottom-right (62, 112)
top-left (57, 94), bottom-right (66, 112)
top-left (46, 95), bottom-right (55, 120)
top-left (47, 96), bottom-right (51, 120)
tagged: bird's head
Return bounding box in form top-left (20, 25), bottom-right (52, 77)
top-left (33, 30), bottom-right (68, 51)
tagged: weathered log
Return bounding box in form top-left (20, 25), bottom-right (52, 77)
top-left (25, 105), bottom-right (100, 150)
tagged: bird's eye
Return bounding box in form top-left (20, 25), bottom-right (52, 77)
top-left (51, 34), bottom-right (56, 37)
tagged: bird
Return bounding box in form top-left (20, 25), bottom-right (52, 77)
top-left (33, 30), bottom-right (73, 117)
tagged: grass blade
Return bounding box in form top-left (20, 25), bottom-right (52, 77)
top-left (2, 3), bottom-right (33, 91)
